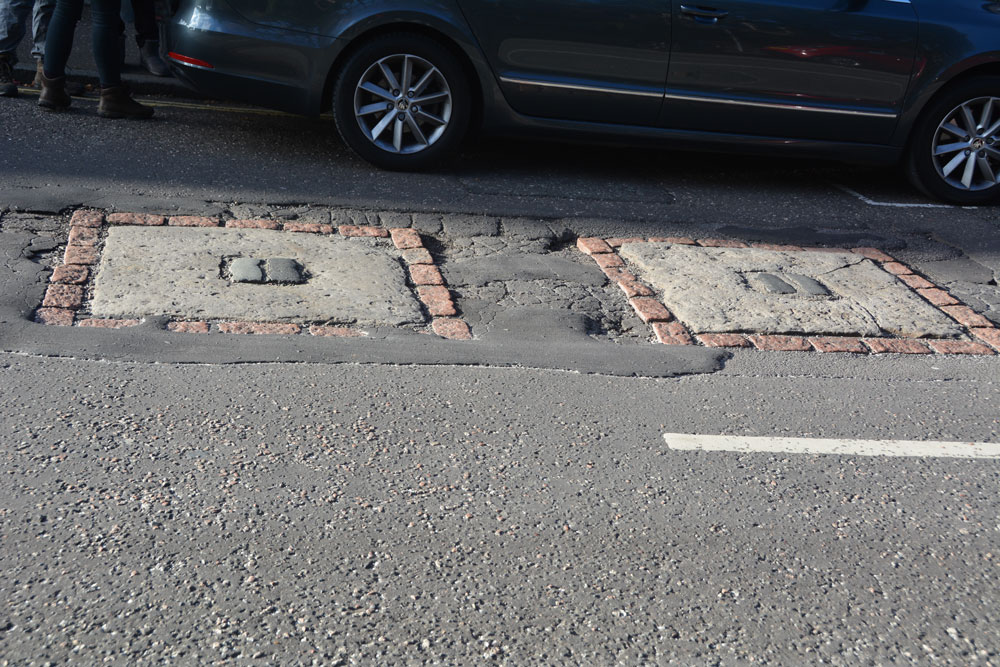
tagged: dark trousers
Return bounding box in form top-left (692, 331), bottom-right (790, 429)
top-left (43, 0), bottom-right (122, 87)
top-left (121, 0), bottom-right (157, 46)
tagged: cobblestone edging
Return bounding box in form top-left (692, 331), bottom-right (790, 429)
top-left (35, 210), bottom-right (473, 341)
top-left (577, 236), bottom-right (999, 356)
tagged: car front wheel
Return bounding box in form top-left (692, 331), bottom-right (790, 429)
top-left (332, 34), bottom-right (471, 170)
top-left (907, 77), bottom-right (1000, 205)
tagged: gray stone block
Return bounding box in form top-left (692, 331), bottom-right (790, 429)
top-left (264, 258), bottom-right (304, 284)
top-left (229, 258), bottom-right (263, 283)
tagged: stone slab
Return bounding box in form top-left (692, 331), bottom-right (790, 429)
top-left (90, 227), bottom-right (423, 325)
top-left (618, 244), bottom-right (963, 338)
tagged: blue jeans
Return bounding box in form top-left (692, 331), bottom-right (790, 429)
top-left (44, 0), bottom-right (121, 87)
top-left (0, 0), bottom-right (56, 63)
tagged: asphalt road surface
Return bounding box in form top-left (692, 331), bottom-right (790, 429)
top-left (2, 83), bottom-right (999, 664)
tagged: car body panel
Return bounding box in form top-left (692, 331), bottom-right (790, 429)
top-left (663, 0), bottom-right (918, 143)
top-left (454, 0), bottom-right (671, 125)
top-left (163, 0), bottom-right (1000, 162)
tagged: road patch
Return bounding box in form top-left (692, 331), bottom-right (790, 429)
top-left (578, 236), bottom-right (999, 355)
top-left (36, 209), bottom-right (473, 340)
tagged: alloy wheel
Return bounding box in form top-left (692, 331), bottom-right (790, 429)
top-left (932, 96), bottom-right (1000, 191)
top-left (353, 54), bottom-right (453, 155)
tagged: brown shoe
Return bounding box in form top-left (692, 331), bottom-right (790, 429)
top-left (0, 54), bottom-right (17, 97)
top-left (33, 60), bottom-right (85, 95)
top-left (98, 85), bottom-right (154, 119)
top-left (38, 71), bottom-right (71, 110)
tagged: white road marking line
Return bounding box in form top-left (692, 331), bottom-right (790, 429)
top-left (663, 433), bottom-right (1000, 459)
top-left (832, 183), bottom-right (974, 209)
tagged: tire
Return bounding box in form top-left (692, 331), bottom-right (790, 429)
top-left (906, 76), bottom-right (1000, 205)
top-left (332, 33), bottom-right (472, 171)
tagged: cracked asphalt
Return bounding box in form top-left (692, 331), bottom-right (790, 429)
top-left (2, 80), bottom-right (1000, 664)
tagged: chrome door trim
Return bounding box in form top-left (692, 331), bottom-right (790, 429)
top-left (498, 76), bottom-right (664, 99)
top-left (499, 75), bottom-right (899, 119)
top-left (663, 92), bottom-right (899, 119)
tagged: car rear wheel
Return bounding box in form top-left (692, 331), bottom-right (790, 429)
top-left (907, 77), bottom-right (1000, 205)
top-left (332, 34), bottom-right (471, 170)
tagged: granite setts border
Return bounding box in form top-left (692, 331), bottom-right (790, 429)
top-left (36, 209), bottom-right (473, 341)
top-left (577, 236), bottom-right (999, 356)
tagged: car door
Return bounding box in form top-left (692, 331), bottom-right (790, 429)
top-left (457, 0), bottom-right (672, 125)
top-left (663, 0), bottom-right (919, 143)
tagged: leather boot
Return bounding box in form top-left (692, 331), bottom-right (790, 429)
top-left (0, 54), bottom-right (17, 97)
top-left (33, 60), bottom-right (85, 96)
top-left (98, 85), bottom-right (154, 119)
top-left (38, 71), bottom-right (71, 110)
top-left (139, 41), bottom-right (170, 77)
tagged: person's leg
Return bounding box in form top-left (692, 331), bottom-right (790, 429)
top-left (29, 0), bottom-right (53, 61)
top-left (93, 0), bottom-right (151, 118)
top-left (87, 0), bottom-right (122, 86)
top-left (129, 0), bottom-right (154, 46)
top-left (0, 0), bottom-right (33, 62)
top-left (130, 0), bottom-right (166, 76)
top-left (37, 0), bottom-right (80, 108)
top-left (40, 0), bottom-right (81, 78)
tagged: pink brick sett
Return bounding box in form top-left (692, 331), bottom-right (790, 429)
top-left (50, 265), bottom-right (89, 284)
top-left (628, 297), bottom-right (672, 323)
top-left (167, 321), bottom-right (211, 334)
top-left (35, 307), bottom-right (74, 326)
top-left (409, 265), bottom-right (445, 286)
top-left (107, 212), bottom-right (165, 226)
top-left (417, 286), bottom-right (457, 316)
top-left (63, 246), bottom-right (99, 265)
top-left (340, 225), bottom-right (389, 238)
top-left (972, 327), bottom-right (1000, 350)
top-left (390, 228), bottom-right (423, 249)
top-left (927, 340), bottom-right (995, 355)
top-left (917, 288), bottom-right (959, 306)
top-left (749, 335), bottom-right (813, 352)
top-left (652, 321), bottom-right (694, 345)
top-left (940, 305), bottom-right (995, 329)
top-left (809, 337), bottom-right (869, 354)
top-left (698, 333), bottom-right (751, 348)
top-left (43, 284), bottom-right (84, 309)
top-left (864, 339), bottom-right (932, 354)
top-left (401, 248), bottom-right (434, 265)
top-left (576, 237), bottom-right (612, 255)
top-left (69, 209), bottom-right (103, 227)
top-left (68, 226), bottom-right (99, 246)
top-left (283, 222), bottom-right (333, 234)
top-left (78, 319), bottom-right (141, 328)
top-left (592, 253), bottom-right (625, 269)
top-left (881, 262), bottom-right (912, 276)
top-left (897, 274), bottom-right (935, 289)
top-left (169, 216), bottom-right (219, 227)
top-left (432, 318), bottom-right (472, 340)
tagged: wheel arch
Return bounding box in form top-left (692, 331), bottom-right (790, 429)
top-left (896, 57), bottom-right (1000, 148)
top-left (319, 20), bottom-right (486, 134)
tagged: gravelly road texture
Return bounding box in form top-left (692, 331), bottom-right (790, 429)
top-left (1, 353), bottom-right (998, 665)
top-left (3, 80), bottom-right (1000, 665)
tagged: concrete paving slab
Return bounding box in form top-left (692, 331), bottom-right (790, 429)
top-left (90, 227), bottom-right (423, 325)
top-left (619, 243), bottom-right (963, 338)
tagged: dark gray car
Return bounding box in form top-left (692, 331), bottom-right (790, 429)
top-left (165, 0), bottom-right (1000, 204)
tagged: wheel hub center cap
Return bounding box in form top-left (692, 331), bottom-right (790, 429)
top-left (972, 138), bottom-right (985, 150)
top-left (397, 99), bottom-right (410, 111)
